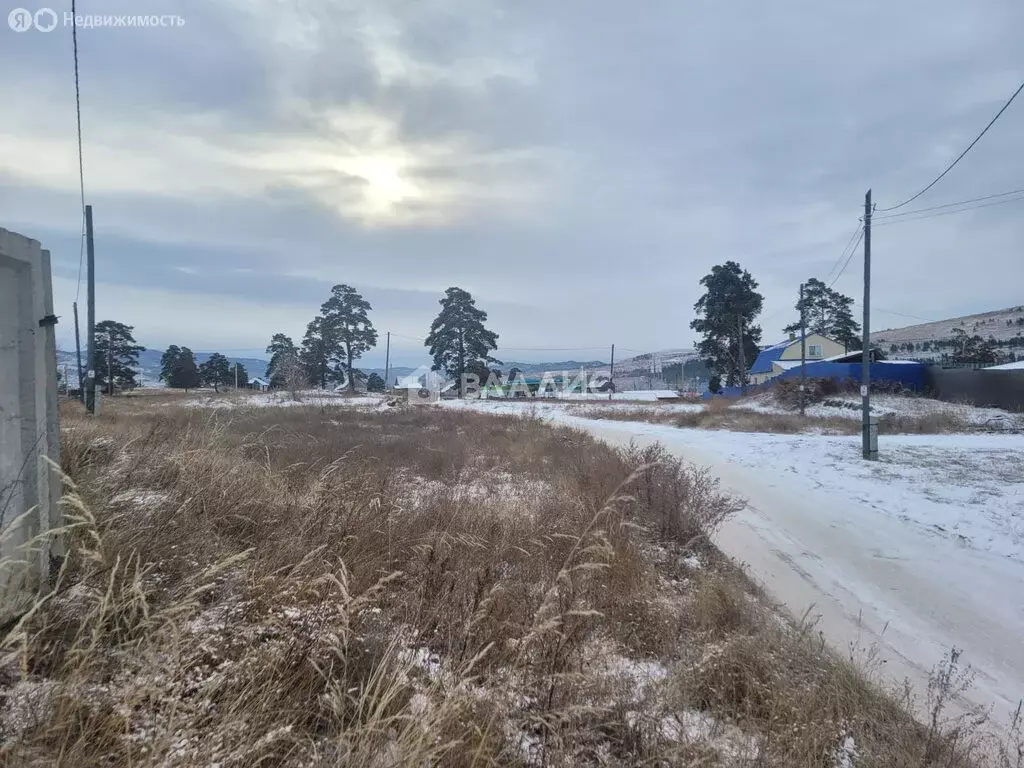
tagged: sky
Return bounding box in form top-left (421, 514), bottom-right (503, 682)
top-left (2, 0), bottom-right (1023, 368)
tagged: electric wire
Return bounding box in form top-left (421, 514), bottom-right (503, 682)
top-left (876, 79), bottom-right (1024, 212)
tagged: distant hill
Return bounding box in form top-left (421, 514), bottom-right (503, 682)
top-left (871, 306), bottom-right (1024, 360)
top-left (501, 360), bottom-right (607, 374)
top-left (56, 348), bottom-right (270, 387)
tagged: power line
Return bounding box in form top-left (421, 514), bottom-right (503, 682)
top-left (872, 186), bottom-right (1024, 220)
top-left (71, 0), bottom-right (87, 303)
top-left (876, 78), bottom-right (1024, 213)
top-left (824, 222), bottom-right (865, 282)
top-left (853, 302), bottom-right (935, 324)
top-left (873, 192), bottom-right (1024, 227)
top-left (828, 227), bottom-right (865, 288)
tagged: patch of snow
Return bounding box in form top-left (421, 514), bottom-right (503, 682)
top-left (110, 490), bottom-right (170, 508)
top-left (833, 732), bottom-right (858, 768)
top-left (986, 360), bottom-right (1024, 370)
top-left (661, 710), bottom-right (760, 760)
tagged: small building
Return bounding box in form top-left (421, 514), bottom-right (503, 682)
top-left (749, 334), bottom-right (846, 385)
top-left (250, 376), bottom-right (270, 392)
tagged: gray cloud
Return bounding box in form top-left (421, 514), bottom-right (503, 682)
top-left (2, 0), bottom-right (1022, 362)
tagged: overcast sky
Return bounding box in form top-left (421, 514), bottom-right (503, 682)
top-left (2, 0), bottom-right (1022, 367)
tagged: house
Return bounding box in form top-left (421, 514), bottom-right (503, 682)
top-left (748, 334), bottom-right (846, 385)
top-left (250, 376), bottom-right (270, 392)
top-left (395, 368), bottom-right (452, 403)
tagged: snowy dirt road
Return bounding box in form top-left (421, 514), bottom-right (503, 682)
top-left (444, 400), bottom-right (1024, 725)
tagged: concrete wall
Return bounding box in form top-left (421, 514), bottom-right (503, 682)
top-left (924, 367), bottom-right (1024, 411)
top-left (0, 228), bottom-right (62, 619)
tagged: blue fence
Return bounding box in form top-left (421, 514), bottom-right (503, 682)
top-left (704, 361), bottom-right (926, 399)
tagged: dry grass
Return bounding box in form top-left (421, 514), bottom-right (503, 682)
top-left (573, 401), bottom-right (977, 436)
top-left (0, 397), bottom-right (1017, 766)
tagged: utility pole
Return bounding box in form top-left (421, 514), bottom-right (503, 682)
top-left (608, 343), bottom-right (615, 400)
top-left (234, 362), bottom-right (239, 390)
top-left (384, 331), bottom-right (391, 392)
top-left (73, 301), bottom-right (84, 402)
top-left (736, 315), bottom-right (747, 395)
top-left (85, 204), bottom-right (96, 414)
top-left (107, 329), bottom-right (114, 396)
top-left (862, 190), bottom-right (876, 460)
top-left (799, 283), bottom-right (807, 416)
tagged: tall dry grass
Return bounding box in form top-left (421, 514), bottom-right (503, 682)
top-left (0, 398), bottom-right (1016, 766)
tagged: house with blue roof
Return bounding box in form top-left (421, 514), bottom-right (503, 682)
top-left (749, 333), bottom-right (846, 385)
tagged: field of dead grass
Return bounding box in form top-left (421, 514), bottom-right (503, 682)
top-left (0, 397), bottom-right (1018, 766)
top-left (567, 398), bottom-right (980, 436)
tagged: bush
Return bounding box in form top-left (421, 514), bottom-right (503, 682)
top-left (772, 377), bottom-right (842, 410)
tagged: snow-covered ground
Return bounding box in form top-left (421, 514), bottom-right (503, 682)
top-left (734, 392), bottom-right (1022, 427)
top-left (184, 392), bottom-right (387, 409)
top-left (442, 398), bottom-right (1024, 725)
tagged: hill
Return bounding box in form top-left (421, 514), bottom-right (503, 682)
top-left (871, 306), bottom-right (1024, 360)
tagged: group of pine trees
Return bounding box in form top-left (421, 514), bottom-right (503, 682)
top-left (689, 262), bottom-right (862, 391)
top-left (263, 285), bottom-right (500, 396)
top-left (77, 321), bottom-right (248, 394)
top-left (159, 347), bottom-right (248, 391)
top-left (262, 284), bottom-right (378, 393)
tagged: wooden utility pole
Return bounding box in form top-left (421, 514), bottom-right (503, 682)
top-left (384, 331), bottom-right (391, 391)
top-left (73, 300), bottom-right (84, 402)
top-left (862, 190), bottom-right (876, 459)
top-left (799, 283), bottom-right (807, 416)
top-left (736, 315), bottom-right (747, 395)
top-left (85, 205), bottom-right (96, 414)
top-left (608, 344), bottom-right (615, 400)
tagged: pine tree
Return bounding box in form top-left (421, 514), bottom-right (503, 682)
top-left (299, 317), bottom-right (334, 389)
top-left (199, 353), bottom-right (233, 392)
top-left (320, 284), bottom-right (378, 394)
top-left (160, 346), bottom-right (201, 390)
top-left (160, 346), bottom-right (182, 385)
top-left (366, 372), bottom-right (385, 392)
top-left (829, 293), bottom-right (861, 352)
top-left (690, 262), bottom-right (763, 387)
top-left (93, 320), bottom-right (145, 393)
top-left (266, 334), bottom-right (299, 389)
top-left (783, 279), bottom-right (861, 350)
top-left (426, 287), bottom-right (500, 397)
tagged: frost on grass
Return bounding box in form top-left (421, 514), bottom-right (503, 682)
top-left (10, 401), bottom-right (1001, 766)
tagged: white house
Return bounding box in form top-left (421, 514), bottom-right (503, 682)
top-left (250, 376), bottom-right (270, 392)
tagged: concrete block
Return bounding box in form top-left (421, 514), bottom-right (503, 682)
top-left (0, 227), bottom-right (61, 620)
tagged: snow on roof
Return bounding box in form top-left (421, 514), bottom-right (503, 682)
top-left (986, 360), bottom-right (1024, 370)
top-left (618, 390), bottom-right (681, 401)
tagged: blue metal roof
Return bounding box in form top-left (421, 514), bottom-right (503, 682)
top-left (749, 340), bottom-right (792, 374)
